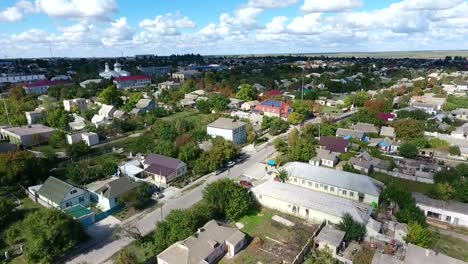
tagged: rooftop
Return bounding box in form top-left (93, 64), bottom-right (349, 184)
top-left (37, 176), bottom-right (80, 205)
top-left (114, 75), bottom-right (151, 82)
top-left (88, 177), bottom-right (140, 199)
top-left (318, 136), bottom-right (351, 153)
top-left (336, 128), bottom-right (365, 139)
top-left (1, 124), bottom-right (54, 136)
top-left (352, 122), bottom-right (379, 133)
top-left (282, 162), bottom-right (382, 197)
top-left (412, 192), bottom-right (468, 215)
top-left (315, 226), bottom-right (346, 247)
top-left (144, 154), bottom-right (184, 169)
top-left (403, 243), bottom-right (465, 264)
top-left (251, 181), bottom-right (372, 224)
top-left (207, 117), bottom-right (246, 130)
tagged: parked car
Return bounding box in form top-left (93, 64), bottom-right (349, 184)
top-left (227, 161), bottom-right (236, 168)
top-left (239, 180), bottom-right (253, 188)
top-left (213, 169), bottom-right (222, 176)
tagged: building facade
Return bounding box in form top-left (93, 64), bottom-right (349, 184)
top-left (113, 75), bottom-right (151, 89)
top-left (207, 118), bottom-right (247, 145)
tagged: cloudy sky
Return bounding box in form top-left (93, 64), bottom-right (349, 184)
top-left (0, 0), bottom-right (467, 58)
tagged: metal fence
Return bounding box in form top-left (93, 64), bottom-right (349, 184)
top-left (95, 203), bottom-right (125, 222)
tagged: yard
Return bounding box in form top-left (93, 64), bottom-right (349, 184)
top-left (430, 231), bottom-right (468, 262)
top-left (369, 171), bottom-right (432, 193)
top-left (221, 209), bottom-right (320, 264)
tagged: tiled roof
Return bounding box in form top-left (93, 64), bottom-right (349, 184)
top-left (23, 80), bottom-right (69, 88)
top-left (319, 136), bottom-right (350, 153)
top-left (114, 75), bottom-right (151, 82)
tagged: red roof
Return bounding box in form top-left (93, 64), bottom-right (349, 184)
top-left (254, 100), bottom-right (292, 117)
top-left (377, 112), bottom-right (395, 122)
top-left (23, 80), bottom-right (70, 89)
top-left (269, 89), bottom-right (282, 96)
top-left (114, 75), bottom-right (151, 82)
top-left (318, 136), bottom-right (351, 153)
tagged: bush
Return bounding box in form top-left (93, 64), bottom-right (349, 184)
top-left (399, 142), bottom-right (418, 158)
top-left (338, 213), bottom-right (366, 241)
top-left (406, 222), bottom-right (432, 248)
top-left (134, 183), bottom-right (154, 210)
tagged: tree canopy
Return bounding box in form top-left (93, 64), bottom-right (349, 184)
top-left (236, 84), bottom-right (258, 101)
top-left (337, 213), bottom-right (366, 242)
top-left (99, 85), bottom-right (123, 107)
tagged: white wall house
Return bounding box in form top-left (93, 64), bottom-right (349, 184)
top-left (207, 118), bottom-right (247, 145)
top-left (63, 98), bottom-right (88, 112)
top-left (282, 162), bottom-right (382, 206)
top-left (87, 177), bottom-right (140, 211)
top-left (413, 193), bottom-right (468, 227)
top-left (29, 176), bottom-right (90, 209)
top-left (25, 109), bottom-right (43, 125)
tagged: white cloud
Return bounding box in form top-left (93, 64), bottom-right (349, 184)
top-left (396, 0), bottom-right (464, 10)
top-left (35, 0), bottom-right (118, 21)
top-left (0, 0), bottom-right (38, 22)
top-left (301, 0), bottom-right (363, 13)
top-left (247, 0), bottom-right (298, 8)
top-left (139, 13), bottom-right (195, 35)
top-left (262, 16), bottom-right (288, 33)
top-left (234, 7), bottom-right (263, 27)
top-left (101, 17), bottom-right (133, 46)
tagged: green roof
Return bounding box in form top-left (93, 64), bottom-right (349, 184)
top-left (64, 204), bottom-right (94, 219)
top-left (37, 176), bottom-right (77, 205)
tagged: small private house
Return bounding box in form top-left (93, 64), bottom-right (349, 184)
top-left (0, 124), bottom-right (55, 147)
top-left (142, 154), bottom-right (187, 188)
top-left (318, 136), bottom-right (351, 153)
top-left (241, 100), bottom-right (259, 111)
top-left (157, 220), bottom-right (245, 264)
top-left (28, 176), bottom-right (90, 209)
top-left (207, 118), bottom-right (247, 145)
top-left (158, 81), bottom-right (180, 90)
top-left (282, 162), bottom-right (382, 206)
top-left (87, 177), bottom-right (140, 211)
top-left (25, 109), bottom-right (43, 125)
top-left (63, 98), bottom-right (88, 112)
top-left (251, 181), bottom-right (372, 225)
top-left (450, 108), bottom-right (468, 121)
top-left (131, 98), bottom-right (156, 115)
top-left (336, 128), bottom-right (365, 141)
top-left (348, 152), bottom-right (391, 174)
top-left (254, 100), bottom-right (292, 120)
top-left (66, 132), bottom-right (99, 146)
top-left (310, 148), bottom-right (339, 167)
top-left (380, 126), bottom-right (396, 139)
top-left (352, 122), bottom-right (379, 134)
top-left (314, 227), bottom-right (345, 257)
top-left (412, 192), bottom-right (468, 227)
top-left (171, 70), bottom-right (201, 82)
top-left (372, 243), bottom-right (466, 264)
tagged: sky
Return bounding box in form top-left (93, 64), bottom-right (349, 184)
top-left (0, 0), bottom-right (467, 58)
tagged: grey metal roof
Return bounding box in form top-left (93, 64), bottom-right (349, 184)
top-left (2, 124), bottom-right (54, 136)
top-left (207, 118), bottom-right (246, 130)
top-left (89, 177), bottom-right (140, 199)
top-left (37, 176), bottom-right (80, 205)
top-left (336, 128), bottom-right (365, 139)
top-left (403, 243), bottom-right (466, 264)
top-left (251, 181), bottom-right (372, 224)
top-left (412, 192), bottom-right (468, 215)
top-left (282, 162), bottom-right (382, 197)
top-left (380, 126), bottom-right (395, 138)
top-left (352, 122), bottom-right (379, 133)
top-left (315, 226), bottom-right (345, 247)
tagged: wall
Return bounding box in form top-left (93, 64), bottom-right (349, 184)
top-left (207, 127), bottom-right (234, 141)
top-left (374, 167), bottom-right (434, 184)
top-left (417, 204), bottom-right (468, 227)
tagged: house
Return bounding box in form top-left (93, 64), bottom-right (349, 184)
top-left (157, 220), bottom-right (245, 264)
top-left (251, 181), bottom-right (372, 225)
top-left (352, 122), bottom-right (379, 134)
top-left (373, 243), bottom-right (467, 264)
top-left (314, 227), bottom-right (345, 257)
top-left (311, 149), bottom-right (339, 167)
top-left (23, 80), bottom-right (70, 95)
top-left (29, 176), bottom-right (90, 209)
top-left (283, 162), bottom-right (382, 206)
top-left (0, 124), bottom-right (54, 147)
top-left (450, 108), bottom-right (468, 121)
top-left (63, 98), bottom-right (88, 112)
top-left (418, 148), bottom-right (435, 159)
top-left (254, 100), bottom-right (292, 120)
top-left (377, 112), bottom-right (396, 122)
top-left (158, 81), bottom-right (181, 90)
top-left (113, 75), bottom-right (151, 89)
top-left (98, 104), bottom-right (116, 118)
top-left (368, 137), bottom-right (400, 154)
top-left (380, 126), bottom-right (395, 139)
top-left (348, 152), bottom-right (391, 174)
top-left (412, 192), bottom-right (468, 227)
top-left (142, 154), bottom-right (187, 188)
top-left (113, 110), bottom-right (128, 120)
top-left (171, 70), bottom-right (200, 82)
top-left (79, 79), bottom-right (102, 88)
top-left (228, 98), bottom-right (244, 109)
top-left (133, 98), bottom-right (156, 113)
top-left (410, 94), bottom-right (446, 114)
top-left (99, 62), bottom-right (130, 79)
top-left (87, 177), bottom-right (140, 211)
top-left (66, 132), bottom-right (99, 146)
top-left (240, 100), bottom-right (259, 111)
top-left (25, 109), bottom-right (43, 125)
top-left (318, 136), bottom-right (351, 153)
top-left (336, 128), bottom-right (365, 141)
top-left (207, 118), bottom-right (247, 145)
top-left (119, 159), bottom-right (144, 178)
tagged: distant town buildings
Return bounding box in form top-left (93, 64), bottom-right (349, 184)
top-left (113, 75), bottom-right (151, 89)
top-left (0, 73), bottom-right (46, 85)
top-left (23, 80), bottom-right (70, 95)
top-left (99, 62), bottom-right (130, 79)
top-left (137, 66), bottom-right (171, 77)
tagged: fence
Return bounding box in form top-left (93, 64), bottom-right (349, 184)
top-left (94, 203), bottom-right (125, 222)
top-left (291, 221), bottom-right (326, 264)
top-left (373, 168), bottom-right (434, 184)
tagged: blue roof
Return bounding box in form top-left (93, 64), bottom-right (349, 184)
top-left (261, 100), bottom-right (282, 107)
top-left (378, 141), bottom-right (391, 147)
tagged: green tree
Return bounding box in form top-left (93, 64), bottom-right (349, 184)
top-left (287, 112), bottom-right (305, 125)
top-left (46, 109), bottom-right (71, 130)
top-left (49, 130), bottom-right (66, 148)
top-left (394, 119), bottom-right (425, 141)
top-left (344, 92), bottom-right (370, 107)
top-left (208, 94), bottom-right (230, 112)
top-left (399, 142), bottom-right (418, 159)
top-left (304, 248), bottom-right (339, 264)
top-left (236, 84), bottom-right (258, 101)
top-left (66, 141), bottom-right (91, 160)
top-left (292, 100), bottom-right (313, 116)
top-left (134, 182), bottom-right (153, 210)
top-left (0, 199), bottom-right (15, 230)
top-left (178, 143), bottom-right (202, 167)
top-left (196, 99), bottom-right (211, 114)
top-left (152, 120), bottom-right (177, 141)
top-left (427, 183), bottom-right (454, 201)
top-left (449, 145), bottom-right (461, 156)
top-left (405, 222), bottom-right (432, 248)
top-left (203, 179), bottom-right (256, 221)
top-left (0, 151), bottom-right (50, 187)
top-left (20, 209), bottom-right (87, 263)
top-left (337, 213), bottom-right (366, 241)
top-left (180, 79), bottom-right (196, 94)
top-left (115, 249), bottom-right (138, 264)
top-left (278, 169), bottom-right (288, 182)
top-left (289, 137), bottom-right (316, 162)
top-left (99, 85), bottom-right (123, 107)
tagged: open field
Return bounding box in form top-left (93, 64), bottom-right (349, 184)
top-left (221, 209), bottom-right (319, 264)
top-left (369, 171), bottom-right (432, 193)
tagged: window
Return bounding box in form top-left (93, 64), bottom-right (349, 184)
top-left (324, 185), bottom-right (328, 191)
top-left (342, 190), bottom-right (347, 195)
top-left (427, 211), bottom-right (440, 219)
top-left (330, 187), bottom-right (335, 192)
top-left (315, 183), bottom-right (319, 188)
top-left (65, 202), bottom-right (72, 208)
top-left (70, 189), bottom-right (77, 195)
top-left (320, 184), bottom-right (323, 188)
top-left (78, 197), bottom-right (84, 203)
top-left (308, 181), bottom-right (312, 187)
top-left (259, 195), bottom-right (262, 199)
top-left (293, 177), bottom-right (297, 183)
top-left (302, 180), bottom-right (305, 185)
top-left (445, 216), bottom-right (451, 222)
top-left (350, 192), bottom-right (354, 197)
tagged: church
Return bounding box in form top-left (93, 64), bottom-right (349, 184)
top-left (99, 62), bottom-right (130, 79)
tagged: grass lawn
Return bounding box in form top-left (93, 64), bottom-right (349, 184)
top-left (431, 231), bottom-right (468, 262)
top-left (222, 208), bottom-right (319, 264)
top-left (352, 247), bottom-right (375, 264)
top-left (19, 197), bottom-right (41, 211)
top-left (161, 110), bottom-right (199, 121)
top-left (339, 151), bottom-right (358, 161)
top-left (369, 172), bottom-right (431, 193)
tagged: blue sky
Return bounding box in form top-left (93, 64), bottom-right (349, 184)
top-left (0, 0), bottom-right (467, 57)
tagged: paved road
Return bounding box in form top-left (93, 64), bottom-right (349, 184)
top-left (67, 144), bottom-right (277, 264)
